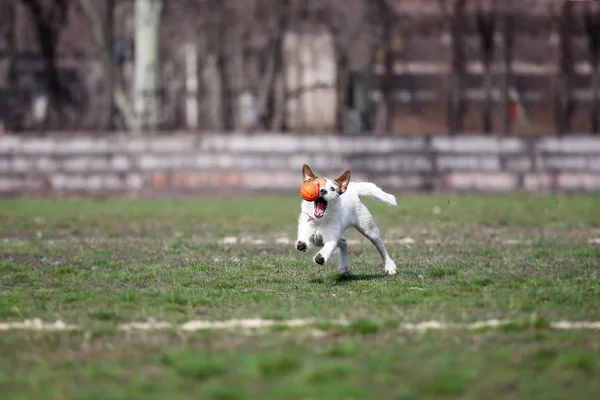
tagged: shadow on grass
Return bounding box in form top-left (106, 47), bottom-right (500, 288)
top-left (336, 273), bottom-right (385, 282)
top-left (310, 273), bottom-right (386, 285)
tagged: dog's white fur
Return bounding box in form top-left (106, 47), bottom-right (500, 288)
top-left (295, 164), bottom-right (397, 275)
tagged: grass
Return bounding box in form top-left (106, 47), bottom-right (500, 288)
top-left (0, 194), bottom-right (599, 399)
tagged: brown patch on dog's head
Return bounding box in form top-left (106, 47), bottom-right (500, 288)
top-left (313, 177), bottom-right (327, 188)
top-left (302, 164), bottom-right (317, 183)
top-left (335, 170), bottom-right (351, 194)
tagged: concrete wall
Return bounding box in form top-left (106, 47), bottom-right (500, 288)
top-left (1, 133), bottom-right (600, 195)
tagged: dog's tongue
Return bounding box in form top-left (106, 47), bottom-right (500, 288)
top-left (314, 199), bottom-right (326, 217)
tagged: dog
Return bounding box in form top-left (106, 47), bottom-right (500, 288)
top-left (295, 164), bottom-right (397, 275)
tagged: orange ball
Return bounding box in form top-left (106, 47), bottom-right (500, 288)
top-left (300, 181), bottom-right (320, 202)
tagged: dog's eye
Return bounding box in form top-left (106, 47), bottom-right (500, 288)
top-left (330, 186), bottom-right (336, 192)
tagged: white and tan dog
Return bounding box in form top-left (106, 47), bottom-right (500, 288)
top-left (295, 164), bottom-right (398, 275)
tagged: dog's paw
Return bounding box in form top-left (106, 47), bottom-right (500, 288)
top-left (315, 253), bottom-right (325, 265)
top-left (296, 241), bottom-right (307, 252)
top-left (338, 266), bottom-right (350, 275)
top-left (384, 260), bottom-right (397, 275)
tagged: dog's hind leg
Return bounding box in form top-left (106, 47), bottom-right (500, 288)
top-left (337, 237), bottom-right (349, 275)
top-left (354, 207), bottom-right (397, 275)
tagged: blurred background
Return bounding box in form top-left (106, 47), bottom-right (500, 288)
top-left (0, 0), bottom-right (599, 195)
top-left (1, 0), bottom-right (599, 135)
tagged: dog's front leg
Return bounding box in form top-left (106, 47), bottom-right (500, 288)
top-left (314, 227), bottom-right (342, 265)
top-left (314, 239), bottom-right (338, 265)
top-left (296, 213), bottom-right (315, 252)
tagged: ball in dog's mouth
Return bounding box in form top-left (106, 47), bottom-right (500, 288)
top-left (314, 197), bottom-right (328, 218)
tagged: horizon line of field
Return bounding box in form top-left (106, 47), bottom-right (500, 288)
top-left (1, 318), bottom-right (599, 332)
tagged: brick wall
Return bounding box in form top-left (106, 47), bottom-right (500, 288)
top-left (1, 133), bottom-right (600, 195)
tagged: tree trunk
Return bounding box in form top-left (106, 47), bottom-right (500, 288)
top-left (21, 0), bottom-right (66, 130)
top-left (203, 54), bottom-right (222, 130)
top-left (477, 8), bottom-right (495, 134)
top-left (271, 66), bottom-right (285, 131)
top-left (5, 0), bottom-right (18, 130)
top-left (335, 50), bottom-right (349, 133)
top-left (231, 25), bottom-right (245, 130)
top-left (185, 42), bottom-right (199, 130)
top-left (256, 0), bottom-right (289, 131)
top-left (79, 0), bottom-right (136, 130)
top-left (256, 39), bottom-right (278, 128)
top-left (105, 0), bottom-right (115, 130)
top-left (133, 0), bottom-right (163, 132)
top-left (503, 14), bottom-right (514, 134)
top-left (375, 0), bottom-right (394, 135)
top-left (217, 46), bottom-right (234, 131)
top-left (584, 4), bottom-right (600, 133)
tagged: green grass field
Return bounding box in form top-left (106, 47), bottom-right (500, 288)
top-left (1, 194), bottom-right (599, 399)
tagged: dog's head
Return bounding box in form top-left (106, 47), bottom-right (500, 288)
top-left (302, 164), bottom-right (351, 219)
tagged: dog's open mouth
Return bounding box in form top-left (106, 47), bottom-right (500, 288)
top-left (314, 197), bottom-right (328, 218)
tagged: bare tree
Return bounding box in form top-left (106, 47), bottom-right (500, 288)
top-left (0, 1), bottom-right (19, 130)
top-left (315, 0), bottom-right (371, 132)
top-left (372, 0), bottom-right (395, 134)
top-left (214, 1), bottom-right (235, 131)
top-left (253, 0), bottom-right (291, 131)
top-left (79, 0), bottom-right (135, 130)
top-left (133, 0), bottom-right (163, 132)
top-left (20, 0), bottom-right (70, 129)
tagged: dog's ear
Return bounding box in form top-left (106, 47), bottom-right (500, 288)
top-left (335, 170), bottom-right (351, 194)
top-left (302, 164), bottom-right (317, 182)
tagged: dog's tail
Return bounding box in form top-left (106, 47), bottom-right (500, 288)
top-left (349, 182), bottom-right (397, 207)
